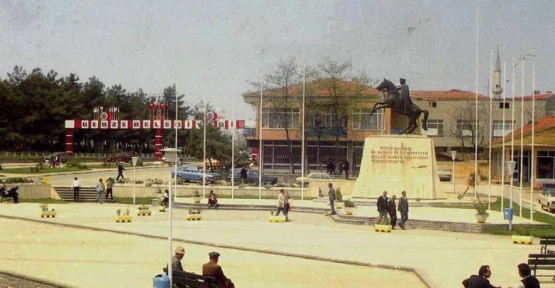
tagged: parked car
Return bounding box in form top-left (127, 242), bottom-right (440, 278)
top-left (295, 173), bottom-right (332, 186)
top-left (172, 165), bottom-right (215, 183)
top-left (226, 169), bottom-right (278, 185)
top-left (437, 166), bottom-right (452, 182)
top-left (539, 186), bottom-right (555, 212)
top-left (105, 153), bottom-right (133, 163)
top-left (190, 165), bottom-right (221, 180)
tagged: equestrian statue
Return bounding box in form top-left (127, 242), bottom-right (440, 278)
top-left (371, 78), bottom-right (429, 134)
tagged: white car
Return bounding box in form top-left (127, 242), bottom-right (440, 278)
top-left (437, 166), bottom-right (452, 182)
top-left (539, 190), bottom-right (555, 212)
top-left (295, 173), bottom-right (332, 185)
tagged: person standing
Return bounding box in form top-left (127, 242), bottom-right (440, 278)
top-left (343, 160), bottom-right (350, 179)
top-left (71, 177), bottom-right (81, 201)
top-left (275, 189), bottom-right (289, 221)
top-left (95, 178), bottom-right (104, 204)
top-left (116, 162), bottom-right (125, 181)
top-left (203, 252), bottom-right (235, 288)
top-left (376, 191), bottom-right (389, 222)
top-left (509, 263), bottom-right (539, 288)
top-left (208, 190), bottom-right (218, 209)
top-left (462, 265), bottom-right (501, 288)
top-left (105, 178), bottom-right (114, 202)
top-left (240, 166), bottom-right (248, 184)
top-left (398, 191), bottom-right (409, 230)
top-left (388, 195), bottom-right (397, 229)
top-left (328, 183), bottom-right (336, 215)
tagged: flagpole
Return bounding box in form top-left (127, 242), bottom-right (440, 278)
top-left (519, 53), bottom-right (525, 220)
top-left (531, 48), bottom-right (536, 224)
top-left (203, 82), bottom-right (207, 199)
top-left (503, 61), bottom-right (509, 211)
top-left (301, 66), bottom-right (306, 200)
top-left (474, 7), bottom-right (479, 199)
top-left (488, 49), bottom-right (493, 212)
top-left (232, 79), bottom-right (236, 199)
top-left (259, 79), bottom-right (263, 200)
top-left (174, 84), bottom-right (179, 201)
top-left (512, 56), bottom-right (518, 217)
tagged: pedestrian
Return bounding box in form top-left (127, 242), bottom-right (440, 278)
top-left (509, 263), bottom-right (539, 288)
top-left (208, 190), bottom-right (218, 209)
top-left (326, 158), bottom-right (334, 175)
top-left (343, 160), bottom-right (350, 179)
top-left (116, 162), bottom-right (125, 181)
top-left (388, 195), bottom-right (397, 229)
top-left (275, 189), bottom-right (289, 221)
top-left (71, 177), bottom-right (81, 201)
top-left (338, 160), bottom-right (344, 175)
top-left (172, 246), bottom-right (186, 272)
top-left (95, 178), bottom-right (104, 204)
top-left (105, 178), bottom-right (114, 202)
top-left (202, 252), bottom-right (235, 288)
top-left (162, 189), bottom-right (169, 207)
top-left (377, 191), bottom-right (389, 223)
top-left (178, 157), bottom-right (183, 167)
top-left (462, 265), bottom-right (501, 288)
top-left (398, 191), bottom-right (409, 230)
top-left (240, 166), bottom-right (248, 184)
top-left (328, 183), bottom-right (336, 215)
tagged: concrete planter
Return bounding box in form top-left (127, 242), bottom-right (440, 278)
top-left (192, 197), bottom-right (202, 204)
top-left (186, 214), bottom-right (202, 221)
top-left (40, 211), bottom-right (57, 218)
top-left (512, 235), bottom-right (533, 245)
top-left (115, 216), bottom-right (133, 223)
top-left (344, 207), bottom-right (355, 215)
top-left (374, 224), bottom-right (392, 233)
top-left (137, 210), bottom-right (152, 216)
top-left (158, 206), bottom-right (166, 212)
top-left (269, 215), bottom-right (286, 223)
top-left (475, 213), bottom-right (489, 224)
top-left (335, 202), bottom-right (343, 209)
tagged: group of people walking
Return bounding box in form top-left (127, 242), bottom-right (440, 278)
top-left (171, 246), bottom-right (235, 288)
top-left (326, 158), bottom-right (350, 179)
top-left (377, 190), bottom-right (409, 229)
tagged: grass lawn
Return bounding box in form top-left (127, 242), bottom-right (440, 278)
top-left (15, 198), bottom-right (68, 204)
top-left (114, 197), bottom-right (157, 205)
top-left (439, 198), bottom-right (555, 237)
top-left (1, 167), bottom-right (90, 174)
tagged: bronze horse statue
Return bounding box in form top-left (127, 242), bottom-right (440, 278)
top-left (371, 78), bottom-right (429, 134)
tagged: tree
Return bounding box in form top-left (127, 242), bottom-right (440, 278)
top-left (448, 101), bottom-right (489, 159)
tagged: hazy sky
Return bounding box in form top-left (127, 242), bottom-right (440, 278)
top-left (1, 0), bottom-right (553, 121)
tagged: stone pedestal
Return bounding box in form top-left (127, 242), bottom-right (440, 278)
top-left (352, 135), bottom-right (441, 199)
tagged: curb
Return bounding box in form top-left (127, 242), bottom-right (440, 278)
top-left (0, 214), bottom-right (433, 288)
top-left (0, 269), bottom-right (75, 288)
top-left (1, 165), bottom-right (159, 178)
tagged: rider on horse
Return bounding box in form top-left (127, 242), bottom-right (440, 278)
top-left (395, 78), bottom-right (413, 115)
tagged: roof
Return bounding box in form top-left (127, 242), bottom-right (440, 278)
top-left (493, 115), bottom-right (555, 145)
top-left (243, 79), bottom-right (380, 98)
top-left (411, 90), bottom-right (488, 100)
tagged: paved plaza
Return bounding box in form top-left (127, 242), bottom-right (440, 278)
top-left (0, 202), bottom-right (550, 287)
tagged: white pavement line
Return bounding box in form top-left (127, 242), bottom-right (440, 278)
top-left (0, 214), bottom-right (433, 288)
top-left (0, 269), bottom-right (75, 288)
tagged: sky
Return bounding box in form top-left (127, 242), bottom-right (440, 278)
top-left (1, 0), bottom-right (554, 122)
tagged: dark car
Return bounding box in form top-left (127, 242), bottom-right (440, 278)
top-left (226, 169), bottom-right (278, 185)
top-left (106, 153), bottom-right (133, 163)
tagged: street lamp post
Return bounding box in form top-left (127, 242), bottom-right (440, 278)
top-left (506, 160), bottom-right (517, 231)
top-left (161, 148), bottom-right (179, 287)
top-left (131, 157), bottom-right (138, 205)
top-left (451, 151), bottom-right (457, 193)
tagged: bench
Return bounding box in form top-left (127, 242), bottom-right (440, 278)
top-left (528, 254), bottom-right (555, 277)
top-left (173, 270), bottom-right (218, 288)
top-left (540, 236), bottom-right (555, 254)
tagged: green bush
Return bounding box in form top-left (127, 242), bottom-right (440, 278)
top-left (66, 158), bottom-right (87, 169)
top-left (344, 199), bottom-right (355, 208)
top-left (5, 177), bottom-right (33, 183)
top-left (335, 188), bottom-right (343, 202)
top-left (514, 225), bottom-right (531, 236)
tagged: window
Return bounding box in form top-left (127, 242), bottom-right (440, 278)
top-left (428, 101), bottom-right (437, 108)
top-left (423, 119), bottom-right (443, 136)
top-left (352, 109), bottom-right (382, 130)
top-left (457, 121), bottom-right (474, 137)
top-left (498, 102), bottom-right (510, 109)
top-left (493, 120), bottom-right (515, 137)
top-left (311, 113), bottom-right (347, 128)
top-left (262, 108), bottom-right (300, 129)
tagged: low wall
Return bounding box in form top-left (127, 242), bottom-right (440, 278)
top-left (6, 184), bottom-right (51, 199)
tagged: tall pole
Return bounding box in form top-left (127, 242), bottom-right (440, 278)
top-left (488, 49), bottom-right (493, 212)
top-left (519, 54), bottom-right (525, 219)
top-left (203, 86), bottom-right (207, 199)
top-left (452, 158), bottom-right (456, 193)
top-left (174, 85), bottom-right (179, 199)
top-left (512, 56), bottom-right (518, 217)
top-left (531, 49), bottom-right (536, 223)
top-left (301, 66), bottom-right (306, 200)
top-left (503, 61), bottom-right (509, 211)
top-left (133, 166), bottom-right (136, 205)
top-left (259, 79), bottom-right (263, 199)
top-left (231, 79), bottom-right (236, 199)
top-left (474, 7), bottom-right (479, 199)
top-left (168, 163), bottom-right (173, 287)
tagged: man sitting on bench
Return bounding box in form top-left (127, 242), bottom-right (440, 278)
top-left (203, 252), bottom-right (235, 288)
top-left (0, 184), bottom-right (19, 204)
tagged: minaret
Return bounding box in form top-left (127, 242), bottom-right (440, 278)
top-left (492, 46), bottom-right (503, 98)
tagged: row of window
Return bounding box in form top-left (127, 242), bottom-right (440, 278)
top-left (424, 120), bottom-right (516, 137)
top-left (427, 101), bottom-right (512, 109)
top-left (261, 108), bottom-right (383, 130)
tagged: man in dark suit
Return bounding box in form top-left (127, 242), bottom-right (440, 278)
top-left (462, 265), bottom-right (501, 288)
top-left (398, 191), bottom-right (409, 230)
top-left (388, 195), bottom-right (397, 229)
top-left (376, 191), bottom-right (389, 222)
top-left (203, 252), bottom-right (235, 288)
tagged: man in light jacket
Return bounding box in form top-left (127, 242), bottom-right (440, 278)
top-left (71, 177), bottom-right (81, 201)
top-left (95, 178), bottom-right (104, 204)
top-left (275, 189), bottom-right (288, 221)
